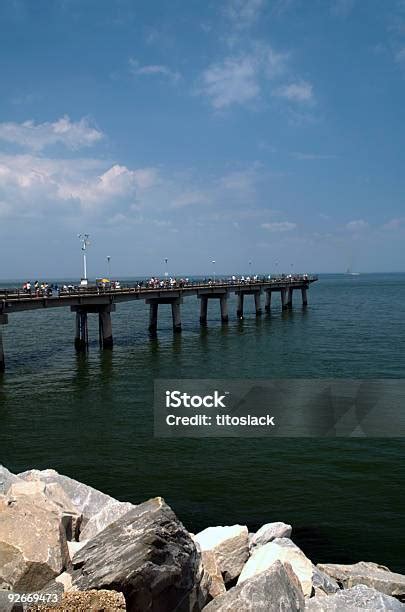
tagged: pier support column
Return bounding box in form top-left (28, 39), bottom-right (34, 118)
top-left (199, 296), bottom-right (208, 326)
top-left (287, 287), bottom-right (293, 310)
top-left (98, 308), bottom-right (113, 349)
top-left (281, 289), bottom-right (288, 311)
top-left (301, 287), bottom-right (308, 307)
top-left (236, 293), bottom-right (244, 319)
top-left (0, 314), bottom-right (7, 373)
top-left (148, 302), bottom-right (159, 334)
top-left (265, 291), bottom-right (272, 313)
top-left (220, 295), bottom-right (229, 323)
top-left (171, 299), bottom-right (182, 333)
top-left (254, 292), bottom-right (262, 316)
top-left (75, 310), bottom-right (88, 351)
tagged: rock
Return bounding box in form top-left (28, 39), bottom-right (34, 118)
top-left (0, 493), bottom-right (69, 591)
top-left (194, 525), bottom-right (249, 583)
top-left (55, 571), bottom-right (75, 592)
top-left (27, 589), bottom-right (127, 611)
top-left (202, 560), bottom-right (304, 611)
top-left (250, 522), bottom-right (292, 550)
top-left (67, 540), bottom-right (88, 560)
top-left (201, 550), bottom-right (226, 599)
top-left (312, 566), bottom-right (340, 595)
top-left (317, 561), bottom-right (405, 598)
top-left (238, 537), bottom-right (313, 596)
top-left (71, 497), bottom-right (202, 612)
top-left (79, 499), bottom-right (134, 541)
top-left (0, 465), bottom-right (21, 495)
top-left (9, 480), bottom-right (82, 541)
top-left (17, 469), bottom-right (116, 521)
top-left (305, 584), bottom-right (405, 610)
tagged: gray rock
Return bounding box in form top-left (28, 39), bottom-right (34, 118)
top-left (0, 466), bottom-right (21, 495)
top-left (79, 499), bottom-right (134, 541)
top-left (238, 537), bottom-right (313, 596)
top-left (312, 566), bottom-right (340, 595)
top-left (193, 525), bottom-right (249, 584)
top-left (0, 493), bottom-right (69, 591)
top-left (317, 561), bottom-right (405, 598)
top-left (17, 469), bottom-right (116, 522)
top-left (71, 497), bottom-right (202, 612)
top-left (305, 584), bottom-right (405, 610)
top-left (202, 560), bottom-right (305, 611)
top-left (250, 522), bottom-right (292, 550)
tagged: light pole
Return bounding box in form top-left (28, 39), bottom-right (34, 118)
top-left (164, 258), bottom-right (168, 278)
top-left (78, 234), bottom-right (90, 285)
top-left (212, 260), bottom-right (216, 283)
top-left (249, 260), bottom-right (252, 279)
top-left (107, 255), bottom-right (111, 279)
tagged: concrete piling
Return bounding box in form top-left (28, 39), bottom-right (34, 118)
top-left (171, 300), bottom-right (182, 333)
top-left (0, 315), bottom-right (7, 373)
top-left (265, 291), bottom-right (272, 313)
top-left (237, 293), bottom-right (244, 319)
top-left (301, 287), bottom-right (308, 307)
top-left (74, 310), bottom-right (88, 351)
top-left (287, 287), bottom-right (293, 310)
top-left (254, 292), bottom-right (262, 316)
top-left (149, 302), bottom-right (159, 334)
top-left (220, 295), bottom-right (229, 323)
top-left (281, 288), bottom-right (288, 311)
top-left (199, 296), bottom-right (208, 326)
top-left (99, 308), bottom-right (113, 349)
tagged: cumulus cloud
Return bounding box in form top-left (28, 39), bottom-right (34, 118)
top-left (198, 44), bottom-right (287, 109)
top-left (382, 218), bottom-right (404, 230)
top-left (130, 58), bottom-right (181, 82)
top-left (261, 221), bottom-right (297, 231)
top-left (0, 153), bottom-right (158, 218)
top-left (0, 115), bottom-right (103, 152)
top-left (346, 219), bottom-right (368, 231)
top-left (273, 80), bottom-right (314, 102)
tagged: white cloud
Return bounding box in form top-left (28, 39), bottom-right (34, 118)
top-left (171, 190), bottom-right (210, 208)
top-left (261, 221), bottom-right (297, 231)
top-left (130, 58), bottom-right (180, 82)
top-left (330, 0), bottom-right (356, 17)
top-left (274, 80), bottom-right (314, 102)
top-left (198, 44), bottom-right (287, 109)
top-left (0, 152), bottom-right (158, 218)
top-left (224, 0), bottom-right (265, 29)
top-left (0, 115), bottom-right (103, 151)
top-left (346, 219), bottom-right (368, 231)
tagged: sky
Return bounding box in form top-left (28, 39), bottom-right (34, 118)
top-left (1, 0), bottom-right (405, 279)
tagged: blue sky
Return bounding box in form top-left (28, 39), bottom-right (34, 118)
top-left (1, 0), bottom-right (405, 278)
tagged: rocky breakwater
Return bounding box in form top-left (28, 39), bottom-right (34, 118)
top-left (0, 465), bottom-right (404, 611)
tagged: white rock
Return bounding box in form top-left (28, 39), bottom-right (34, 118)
top-left (0, 466), bottom-right (23, 495)
top-left (238, 537), bottom-right (313, 596)
top-left (79, 500), bottom-right (134, 541)
top-left (67, 540), bottom-right (88, 560)
top-left (250, 522), bottom-right (292, 550)
top-left (194, 525), bottom-right (249, 583)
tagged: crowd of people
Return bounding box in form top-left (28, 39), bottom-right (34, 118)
top-left (18, 273), bottom-right (310, 297)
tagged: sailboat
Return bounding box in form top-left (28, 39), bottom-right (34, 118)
top-left (346, 268), bottom-right (360, 276)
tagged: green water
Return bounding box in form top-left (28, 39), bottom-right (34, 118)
top-left (0, 274), bottom-right (404, 571)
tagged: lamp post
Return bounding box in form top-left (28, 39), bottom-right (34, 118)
top-left (78, 234), bottom-right (90, 285)
top-left (107, 255), bottom-right (111, 279)
top-left (164, 257), bottom-right (168, 278)
top-left (212, 260), bottom-right (216, 283)
top-left (249, 260), bottom-right (252, 279)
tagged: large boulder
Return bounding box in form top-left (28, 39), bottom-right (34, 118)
top-left (8, 480), bottom-right (82, 540)
top-left (202, 560), bottom-right (304, 611)
top-left (193, 525), bottom-right (249, 583)
top-left (0, 493), bottom-right (69, 591)
top-left (18, 468), bottom-right (136, 539)
top-left (71, 497), bottom-right (203, 612)
top-left (238, 537), bottom-right (313, 596)
top-left (27, 589), bottom-right (127, 611)
top-left (18, 469), bottom-right (116, 520)
top-left (0, 466), bottom-right (21, 495)
top-left (305, 584), bottom-right (405, 611)
top-left (317, 561), bottom-right (405, 598)
top-left (249, 522), bottom-right (292, 550)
